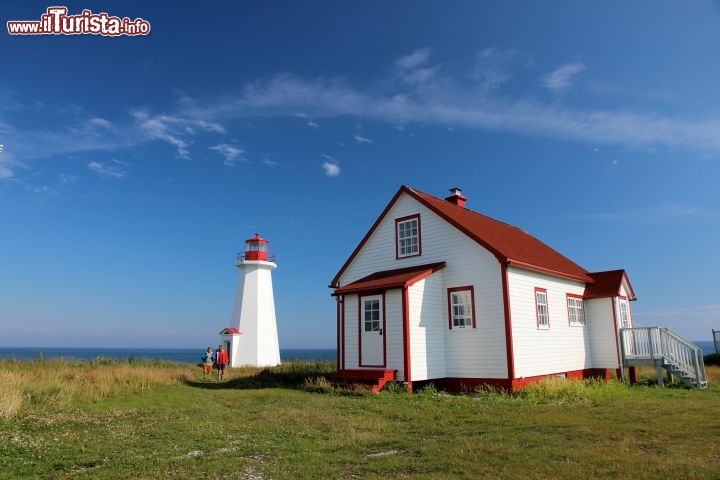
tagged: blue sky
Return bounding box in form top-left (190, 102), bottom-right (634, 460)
top-left (1, 1), bottom-right (719, 348)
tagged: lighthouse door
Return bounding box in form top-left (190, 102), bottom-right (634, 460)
top-left (360, 295), bottom-right (384, 366)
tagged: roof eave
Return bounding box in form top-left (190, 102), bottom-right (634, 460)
top-left (507, 259), bottom-right (594, 284)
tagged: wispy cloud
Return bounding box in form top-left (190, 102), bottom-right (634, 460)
top-left (473, 47), bottom-right (523, 90)
top-left (542, 62), bottom-right (586, 92)
top-left (131, 109), bottom-right (225, 159)
top-left (87, 161), bottom-right (127, 179)
top-left (5, 48), bottom-right (720, 184)
top-left (294, 113), bottom-right (319, 129)
top-left (396, 48), bottom-right (432, 70)
top-left (353, 134), bottom-right (373, 144)
top-left (634, 304), bottom-right (720, 320)
top-left (395, 48), bottom-right (438, 86)
top-left (322, 161), bottom-right (341, 177)
top-left (0, 151), bottom-right (19, 179)
top-left (59, 173), bottom-right (79, 185)
top-left (568, 203), bottom-right (720, 222)
top-left (209, 143), bottom-right (245, 166)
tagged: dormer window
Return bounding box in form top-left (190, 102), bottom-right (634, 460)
top-left (395, 214), bottom-right (421, 258)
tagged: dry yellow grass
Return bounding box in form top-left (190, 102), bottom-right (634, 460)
top-left (0, 358), bottom-right (192, 418)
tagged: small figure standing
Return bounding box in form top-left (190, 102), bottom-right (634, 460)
top-left (215, 344), bottom-right (229, 380)
top-left (201, 346), bottom-right (214, 380)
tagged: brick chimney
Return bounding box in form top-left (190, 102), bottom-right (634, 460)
top-left (445, 187), bottom-right (467, 208)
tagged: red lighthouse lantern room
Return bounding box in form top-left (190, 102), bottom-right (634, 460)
top-left (244, 233), bottom-right (270, 261)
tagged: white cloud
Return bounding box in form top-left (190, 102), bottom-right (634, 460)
top-left (396, 48), bottom-right (432, 70)
top-left (473, 47), bottom-right (521, 90)
top-left (6, 49), bottom-right (720, 181)
top-left (87, 161), bottom-right (126, 179)
top-left (568, 203), bottom-right (719, 222)
top-left (59, 173), bottom-right (79, 185)
top-left (209, 143), bottom-right (245, 166)
top-left (294, 113), bottom-right (319, 129)
top-left (131, 110), bottom-right (225, 159)
top-left (0, 150), bottom-right (21, 179)
top-left (262, 157), bottom-right (279, 167)
top-left (322, 161), bottom-right (341, 177)
top-left (353, 134), bottom-right (373, 144)
top-left (85, 116), bottom-right (114, 130)
top-left (542, 62), bottom-right (586, 92)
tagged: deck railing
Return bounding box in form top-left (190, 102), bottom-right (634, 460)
top-left (620, 327), bottom-right (707, 386)
top-left (236, 253), bottom-right (276, 263)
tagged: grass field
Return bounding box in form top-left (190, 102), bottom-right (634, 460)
top-left (1, 358), bottom-right (719, 479)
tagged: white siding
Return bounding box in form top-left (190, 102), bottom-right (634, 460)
top-left (342, 294), bottom-right (359, 370)
top-left (338, 193), bottom-right (507, 380)
top-left (507, 267), bottom-right (591, 378)
top-left (384, 290), bottom-right (405, 380)
top-left (408, 276), bottom-right (445, 381)
top-left (586, 298), bottom-right (620, 367)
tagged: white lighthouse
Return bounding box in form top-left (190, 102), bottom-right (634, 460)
top-left (220, 233), bottom-right (281, 367)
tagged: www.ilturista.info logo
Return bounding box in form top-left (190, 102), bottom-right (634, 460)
top-left (7, 7), bottom-right (150, 36)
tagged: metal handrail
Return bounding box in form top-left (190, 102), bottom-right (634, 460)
top-left (620, 327), bottom-right (707, 385)
top-left (236, 253), bottom-right (276, 263)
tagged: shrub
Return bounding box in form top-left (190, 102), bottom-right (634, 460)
top-left (515, 378), bottom-right (592, 404)
top-left (381, 381), bottom-right (409, 394)
top-left (704, 352), bottom-right (720, 367)
top-left (303, 376), bottom-right (334, 393)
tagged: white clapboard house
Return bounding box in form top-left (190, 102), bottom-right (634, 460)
top-left (330, 186), bottom-right (707, 391)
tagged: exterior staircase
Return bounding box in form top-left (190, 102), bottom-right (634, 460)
top-left (334, 369), bottom-right (396, 392)
top-left (620, 327), bottom-right (708, 388)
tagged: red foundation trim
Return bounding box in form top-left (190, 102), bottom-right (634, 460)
top-left (434, 368), bottom-right (612, 392)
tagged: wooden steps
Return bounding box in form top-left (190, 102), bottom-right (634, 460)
top-left (334, 369), bottom-right (396, 392)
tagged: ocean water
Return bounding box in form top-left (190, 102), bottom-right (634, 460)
top-left (0, 342), bottom-right (715, 364)
top-left (0, 347), bottom-right (336, 364)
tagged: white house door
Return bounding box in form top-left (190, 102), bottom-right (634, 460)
top-left (360, 295), bottom-right (384, 366)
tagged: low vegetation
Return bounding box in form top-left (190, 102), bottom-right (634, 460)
top-left (704, 352), bottom-right (720, 366)
top-left (1, 358), bottom-right (719, 479)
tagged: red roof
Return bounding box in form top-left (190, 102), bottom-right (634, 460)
top-left (333, 262), bottom-right (446, 295)
top-left (219, 327), bottom-right (241, 335)
top-left (331, 186), bottom-right (593, 287)
top-left (585, 270), bottom-right (636, 300)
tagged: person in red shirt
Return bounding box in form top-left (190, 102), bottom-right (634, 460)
top-left (215, 345), bottom-right (229, 381)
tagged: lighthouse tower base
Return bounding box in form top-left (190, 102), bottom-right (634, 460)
top-left (224, 258), bottom-right (281, 368)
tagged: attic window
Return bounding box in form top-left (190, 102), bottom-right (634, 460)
top-left (395, 214), bottom-right (421, 258)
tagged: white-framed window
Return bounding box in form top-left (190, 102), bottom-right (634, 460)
top-left (567, 295), bottom-right (586, 326)
top-left (535, 288), bottom-right (549, 329)
top-left (619, 299), bottom-right (631, 328)
top-left (448, 287), bottom-right (475, 329)
top-left (396, 215), bottom-right (420, 258)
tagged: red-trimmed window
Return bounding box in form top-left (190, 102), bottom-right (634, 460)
top-left (395, 214), bottom-right (421, 258)
top-left (535, 288), bottom-right (549, 329)
top-left (448, 286), bottom-right (476, 329)
top-left (566, 294), bottom-right (586, 326)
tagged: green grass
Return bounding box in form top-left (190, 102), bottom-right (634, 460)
top-left (1, 359), bottom-right (719, 479)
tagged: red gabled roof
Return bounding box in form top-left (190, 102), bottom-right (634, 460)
top-left (585, 270), bottom-right (636, 300)
top-left (219, 327), bottom-right (241, 335)
top-left (330, 186), bottom-right (592, 287)
top-left (333, 262), bottom-right (446, 295)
